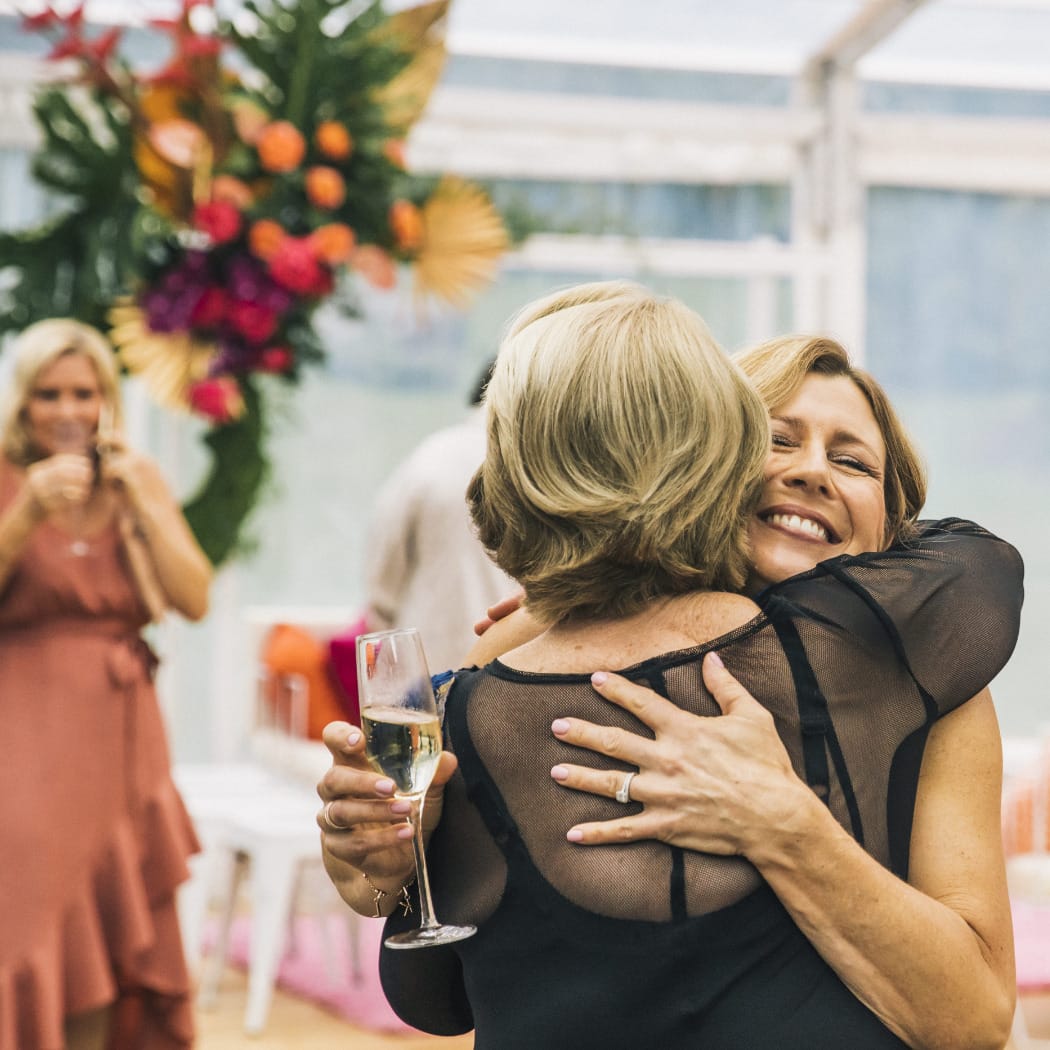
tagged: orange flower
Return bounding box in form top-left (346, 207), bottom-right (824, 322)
top-left (256, 121), bottom-right (306, 173)
top-left (310, 223), bottom-right (356, 265)
top-left (382, 139), bottom-right (406, 168)
top-left (211, 175), bottom-right (253, 209)
top-left (304, 166), bottom-right (346, 209)
top-left (315, 121), bottom-right (353, 160)
top-left (353, 244), bottom-right (397, 290)
top-left (389, 199), bottom-right (424, 251)
top-left (248, 219), bottom-right (287, 261)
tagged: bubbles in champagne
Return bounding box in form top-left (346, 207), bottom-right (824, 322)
top-left (361, 706), bottom-right (442, 796)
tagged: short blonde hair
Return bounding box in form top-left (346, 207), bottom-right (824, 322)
top-left (735, 335), bottom-right (926, 545)
top-left (469, 281), bottom-right (770, 624)
top-left (1, 318), bottom-right (124, 466)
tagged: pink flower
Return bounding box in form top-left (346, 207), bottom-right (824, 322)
top-left (192, 200), bottom-right (242, 244)
top-left (188, 377), bottom-right (244, 423)
top-left (268, 237), bottom-right (328, 295)
top-left (227, 299), bottom-right (278, 344)
top-left (257, 346), bottom-right (294, 374)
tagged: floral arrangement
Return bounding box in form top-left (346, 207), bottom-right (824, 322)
top-left (2, 0), bottom-right (508, 564)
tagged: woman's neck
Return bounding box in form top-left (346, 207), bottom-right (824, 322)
top-left (500, 590), bottom-right (760, 674)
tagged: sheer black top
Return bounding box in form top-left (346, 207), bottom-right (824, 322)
top-left (380, 519), bottom-right (1024, 1048)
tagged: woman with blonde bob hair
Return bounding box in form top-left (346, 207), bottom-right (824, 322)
top-left (0, 318), bottom-right (211, 1050)
top-left (470, 280), bottom-right (769, 623)
top-left (319, 287), bottom-right (1022, 1049)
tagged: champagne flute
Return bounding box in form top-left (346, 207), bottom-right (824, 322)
top-left (356, 627), bottom-right (476, 950)
top-left (51, 419), bottom-right (95, 556)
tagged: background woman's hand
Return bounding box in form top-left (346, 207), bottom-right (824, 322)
top-left (97, 435), bottom-right (162, 514)
top-left (25, 453), bottom-right (94, 516)
top-left (317, 720), bottom-right (458, 891)
top-left (550, 653), bottom-right (814, 857)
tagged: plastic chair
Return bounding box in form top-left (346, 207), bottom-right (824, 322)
top-left (178, 642), bottom-right (364, 1034)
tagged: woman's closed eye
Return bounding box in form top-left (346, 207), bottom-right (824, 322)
top-left (831, 453), bottom-right (880, 477)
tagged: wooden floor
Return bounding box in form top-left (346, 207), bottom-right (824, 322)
top-left (195, 965), bottom-right (473, 1049)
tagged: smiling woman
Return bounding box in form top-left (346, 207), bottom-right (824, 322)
top-left (316, 296), bottom-right (1023, 1050)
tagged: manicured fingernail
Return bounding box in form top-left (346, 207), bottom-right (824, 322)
top-left (375, 779), bottom-right (396, 795)
top-left (706, 651), bottom-right (724, 669)
top-left (551, 765), bottom-right (569, 781)
top-left (566, 828), bottom-right (584, 842)
top-left (591, 671), bottom-right (608, 687)
top-left (396, 826), bottom-right (414, 840)
top-left (551, 719), bottom-right (570, 734)
top-left (390, 799), bottom-right (411, 814)
top-left (344, 729), bottom-right (362, 749)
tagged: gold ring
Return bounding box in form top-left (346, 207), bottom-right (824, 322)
top-left (323, 799), bottom-right (349, 832)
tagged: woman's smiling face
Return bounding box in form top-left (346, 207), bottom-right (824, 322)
top-left (747, 373), bottom-right (888, 593)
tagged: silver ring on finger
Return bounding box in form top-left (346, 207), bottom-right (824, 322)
top-left (323, 799), bottom-right (349, 832)
top-left (614, 770), bottom-right (637, 805)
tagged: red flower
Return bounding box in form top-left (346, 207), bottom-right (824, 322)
top-left (190, 287), bottom-right (227, 328)
top-left (192, 200), bottom-right (242, 244)
top-left (228, 300), bottom-right (279, 344)
top-left (268, 237), bottom-right (328, 295)
top-left (258, 346), bottom-right (294, 374)
top-left (188, 377), bottom-right (244, 423)
top-left (22, 9), bottom-right (60, 31)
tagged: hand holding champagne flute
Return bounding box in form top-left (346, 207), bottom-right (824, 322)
top-left (356, 627), bottom-right (476, 949)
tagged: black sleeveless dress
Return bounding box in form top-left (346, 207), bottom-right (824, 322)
top-left (380, 519), bottom-right (1024, 1048)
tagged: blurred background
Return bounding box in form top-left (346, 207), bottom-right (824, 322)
top-left (1, 0), bottom-right (1048, 758)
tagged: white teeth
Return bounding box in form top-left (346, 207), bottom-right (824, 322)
top-left (768, 513), bottom-right (829, 542)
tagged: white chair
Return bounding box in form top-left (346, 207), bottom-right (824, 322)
top-left (177, 607), bottom-right (364, 1035)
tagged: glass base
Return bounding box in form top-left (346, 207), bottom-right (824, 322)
top-left (384, 922), bottom-right (477, 951)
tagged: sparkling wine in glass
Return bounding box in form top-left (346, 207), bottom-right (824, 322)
top-left (52, 419), bottom-right (94, 556)
top-left (356, 627), bottom-right (476, 950)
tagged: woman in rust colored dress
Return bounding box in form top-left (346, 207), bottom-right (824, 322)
top-left (0, 320), bottom-right (212, 1049)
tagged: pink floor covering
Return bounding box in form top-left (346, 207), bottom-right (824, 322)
top-left (219, 912), bottom-right (420, 1033)
top-left (1014, 900), bottom-right (1050, 993)
top-left (214, 898), bottom-right (1050, 1025)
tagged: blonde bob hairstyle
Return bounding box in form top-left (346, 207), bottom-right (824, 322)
top-left (468, 281), bottom-right (770, 625)
top-left (734, 335), bottom-right (926, 546)
top-left (1, 318), bottom-right (124, 467)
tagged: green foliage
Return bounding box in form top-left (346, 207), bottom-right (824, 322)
top-left (182, 379), bottom-right (269, 565)
top-left (0, 87), bottom-right (139, 338)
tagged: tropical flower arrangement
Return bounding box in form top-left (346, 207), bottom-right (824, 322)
top-left (2, 0), bottom-right (508, 564)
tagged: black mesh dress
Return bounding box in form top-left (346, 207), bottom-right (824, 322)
top-left (380, 519), bottom-right (1024, 1049)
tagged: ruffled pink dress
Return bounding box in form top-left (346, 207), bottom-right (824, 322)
top-left (0, 460), bottom-right (199, 1049)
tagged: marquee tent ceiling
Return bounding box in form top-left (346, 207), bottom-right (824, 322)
top-left (4, 0), bottom-right (1050, 92)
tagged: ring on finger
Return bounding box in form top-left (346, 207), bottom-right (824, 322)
top-left (614, 770), bottom-right (637, 804)
top-left (323, 799), bottom-right (349, 832)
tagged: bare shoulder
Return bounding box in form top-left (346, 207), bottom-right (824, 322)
top-left (670, 590), bottom-right (762, 646)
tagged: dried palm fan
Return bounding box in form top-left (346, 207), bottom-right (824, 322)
top-left (132, 83), bottom-right (201, 220)
top-left (371, 0), bottom-right (450, 133)
top-left (108, 301), bottom-right (215, 413)
top-left (413, 177), bottom-right (509, 307)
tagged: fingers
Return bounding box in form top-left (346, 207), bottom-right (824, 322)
top-left (550, 761), bottom-right (639, 804)
top-left (551, 712), bottom-right (654, 766)
top-left (474, 592), bottom-right (525, 634)
top-left (701, 652), bottom-right (767, 720)
top-left (586, 671), bottom-right (678, 731)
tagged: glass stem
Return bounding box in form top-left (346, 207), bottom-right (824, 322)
top-left (408, 793), bottom-right (440, 930)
